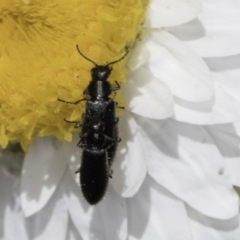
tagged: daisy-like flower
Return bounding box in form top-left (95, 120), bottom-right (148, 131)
top-left (1, 0), bottom-right (240, 239)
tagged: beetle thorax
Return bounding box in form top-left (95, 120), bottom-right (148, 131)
top-left (87, 80), bottom-right (112, 99)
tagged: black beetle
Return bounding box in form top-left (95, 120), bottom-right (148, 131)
top-left (59, 45), bottom-right (128, 204)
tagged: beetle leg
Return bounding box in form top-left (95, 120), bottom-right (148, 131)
top-left (112, 81), bottom-right (120, 91)
top-left (115, 102), bottom-right (125, 109)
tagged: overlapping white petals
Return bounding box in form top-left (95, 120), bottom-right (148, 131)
top-left (66, 219), bottom-right (83, 240)
top-left (25, 189), bottom-right (68, 240)
top-left (127, 174), bottom-right (192, 240)
top-left (173, 80), bottom-right (239, 124)
top-left (62, 133), bottom-right (81, 184)
top-left (145, 0), bottom-right (202, 28)
top-left (205, 124), bottom-right (240, 188)
top-left (171, 0), bottom-right (240, 57)
top-left (187, 204), bottom-right (240, 240)
top-left (127, 41), bottom-right (150, 72)
top-left (139, 118), bottom-right (239, 219)
top-left (209, 64), bottom-right (240, 118)
top-left (0, 170), bottom-right (28, 240)
top-left (60, 169), bottom-right (128, 240)
top-left (173, 55), bottom-right (240, 124)
top-left (21, 137), bottom-right (67, 217)
top-left (123, 68), bottom-right (174, 119)
top-left (146, 30), bottom-right (213, 102)
top-left (0, 166), bottom-right (70, 240)
top-left (111, 111), bottom-right (147, 197)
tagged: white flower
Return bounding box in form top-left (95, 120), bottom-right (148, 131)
top-left (1, 0), bottom-right (240, 239)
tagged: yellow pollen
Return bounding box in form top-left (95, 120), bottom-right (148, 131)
top-left (0, 0), bottom-right (148, 151)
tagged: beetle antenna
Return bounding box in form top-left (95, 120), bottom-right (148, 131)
top-left (106, 49), bottom-right (129, 66)
top-left (76, 44), bottom-right (98, 66)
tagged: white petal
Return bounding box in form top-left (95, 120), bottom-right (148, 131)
top-left (206, 65), bottom-right (240, 119)
top-left (66, 218), bottom-right (83, 240)
top-left (60, 169), bottom-right (128, 240)
top-left (60, 170), bottom-right (91, 240)
top-left (21, 137), bottom-right (67, 217)
top-left (169, 0), bottom-right (240, 57)
top-left (209, 122), bottom-right (240, 139)
top-left (205, 124), bottom-right (240, 188)
top-left (63, 133), bottom-right (81, 185)
top-left (187, 204), bottom-right (240, 240)
top-left (123, 68), bottom-right (174, 119)
top-left (0, 170), bottom-right (28, 240)
top-left (139, 118), bottom-right (239, 219)
top-left (146, 30), bottom-right (213, 102)
top-left (173, 81), bottom-right (239, 124)
top-left (25, 187), bottom-right (68, 240)
top-left (127, 174), bottom-right (191, 240)
top-left (127, 41), bottom-right (150, 72)
top-left (205, 55), bottom-right (240, 74)
top-left (145, 0), bottom-right (202, 28)
top-left (111, 111), bottom-right (147, 197)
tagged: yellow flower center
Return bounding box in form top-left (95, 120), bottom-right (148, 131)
top-left (0, 0), bottom-right (148, 151)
